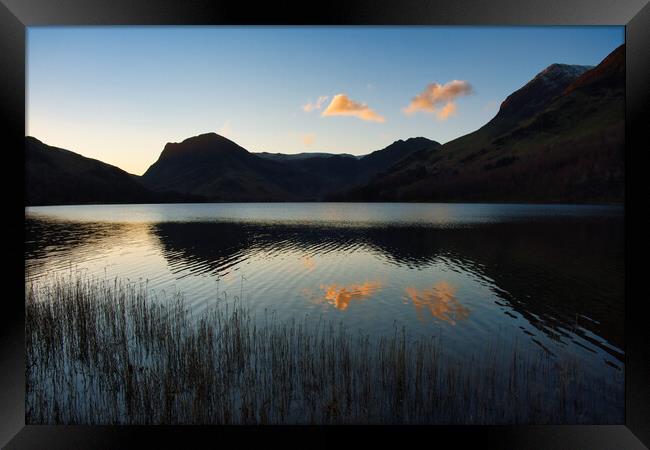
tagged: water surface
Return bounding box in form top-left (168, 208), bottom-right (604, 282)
top-left (25, 203), bottom-right (625, 382)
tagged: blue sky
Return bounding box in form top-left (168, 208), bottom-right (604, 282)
top-left (27, 26), bottom-right (624, 175)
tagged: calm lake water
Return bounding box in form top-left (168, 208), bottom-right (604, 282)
top-left (25, 203), bottom-right (625, 384)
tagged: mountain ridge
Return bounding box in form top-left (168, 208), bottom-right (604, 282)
top-left (140, 134), bottom-right (440, 201)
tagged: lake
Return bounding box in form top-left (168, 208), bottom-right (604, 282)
top-left (25, 202), bottom-right (625, 411)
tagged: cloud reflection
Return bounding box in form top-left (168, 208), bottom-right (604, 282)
top-left (314, 280), bottom-right (383, 311)
top-left (405, 281), bottom-right (469, 325)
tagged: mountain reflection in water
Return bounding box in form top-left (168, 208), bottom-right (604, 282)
top-left (25, 204), bottom-right (624, 377)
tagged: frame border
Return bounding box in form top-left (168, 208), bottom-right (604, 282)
top-left (2, 0), bottom-right (649, 447)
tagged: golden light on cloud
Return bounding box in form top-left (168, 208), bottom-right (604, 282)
top-left (302, 133), bottom-right (315, 147)
top-left (436, 102), bottom-right (457, 120)
top-left (317, 280), bottom-right (383, 311)
top-left (303, 96), bottom-right (329, 112)
top-left (405, 281), bottom-right (470, 325)
top-left (321, 94), bottom-right (386, 123)
top-left (403, 80), bottom-right (473, 120)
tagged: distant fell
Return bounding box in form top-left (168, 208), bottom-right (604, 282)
top-left (141, 133), bottom-right (439, 201)
top-left (25, 137), bottom-right (199, 206)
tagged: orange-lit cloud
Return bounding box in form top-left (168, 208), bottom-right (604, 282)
top-left (302, 133), bottom-right (315, 147)
top-left (317, 280), bottom-right (383, 311)
top-left (321, 94), bottom-right (386, 123)
top-left (403, 80), bottom-right (473, 120)
top-left (436, 102), bottom-right (457, 119)
top-left (405, 281), bottom-right (470, 325)
top-left (303, 96), bottom-right (329, 112)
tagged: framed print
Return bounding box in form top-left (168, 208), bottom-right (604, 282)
top-left (1, 0), bottom-right (649, 448)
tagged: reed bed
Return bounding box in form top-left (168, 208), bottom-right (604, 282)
top-left (25, 274), bottom-right (623, 424)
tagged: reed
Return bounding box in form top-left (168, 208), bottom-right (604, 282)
top-left (25, 273), bottom-right (623, 424)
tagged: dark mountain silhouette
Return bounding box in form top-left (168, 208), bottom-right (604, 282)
top-left (140, 134), bottom-right (439, 201)
top-left (493, 63), bottom-right (593, 133)
top-left (357, 137), bottom-right (438, 174)
top-left (141, 133), bottom-right (299, 201)
top-left (333, 44), bottom-right (624, 203)
top-left (25, 137), bottom-right (200, 206)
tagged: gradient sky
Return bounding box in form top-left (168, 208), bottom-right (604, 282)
top-left (27, 26), bottom-right (624, 175)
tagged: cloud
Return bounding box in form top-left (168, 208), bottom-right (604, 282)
top-left (436, 102), bottom-right (457, 120)
top-left (302, 133), bottom-right (315, 147)
top-left (321, 94), bottom-right (386, 123)
top-left (403, 80), bottom-right (473, 120)
top-left (302, 96), bottom-right (329, 112)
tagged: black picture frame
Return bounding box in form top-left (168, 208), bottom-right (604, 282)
top-left (2, 0), bottom-right (649, 448)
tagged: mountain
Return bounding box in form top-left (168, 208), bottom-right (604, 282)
top-left (141, 133), bottom-right (439, 201)
top-left (25, 137), bottom-right (198, 206)
top-left (333, 44), bottom-right (624, 203)
top-left (141, 133), bottom-right (298, 201)
top-left (494, 63), bottom-right (593, 131)
top-left (357, 137), bottom-right (438, 174)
